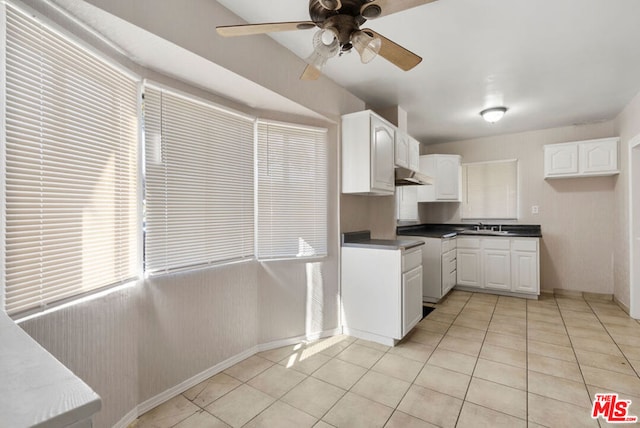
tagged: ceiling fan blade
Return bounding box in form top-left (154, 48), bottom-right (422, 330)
top-left (363, 29), bottom-right (422, 71)
top-left (361, 0), bottom-right (438, 19)
top-left (216, 21), bottom-right (316, 37)
top-left (300, 65), bottom-right (322, 81)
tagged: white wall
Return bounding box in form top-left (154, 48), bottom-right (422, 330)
top-left (12, 1), bottom-right (365, 427)
top-left (421, 121), bottom-right (618, 295)
top-left (614, 89), bottom-right (640, 310)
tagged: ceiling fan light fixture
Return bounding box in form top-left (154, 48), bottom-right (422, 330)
top-left (305, 29), bottom-right (340, 72)
top-left (311, 29), bottom-right (339, 58)
top-left (361, 4), bottom-right (382, 19)
top-left (480, 107), bottom-right (508, 123)
top-left (320, 28), bottom-right (337, 46)
top-left (305, 50), bottom-right (330, 72)
top-left (352, 30), bottom-right (382, 64)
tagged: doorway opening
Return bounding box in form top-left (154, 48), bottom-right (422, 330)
top-left (631, 135), bottom-right (640, 318)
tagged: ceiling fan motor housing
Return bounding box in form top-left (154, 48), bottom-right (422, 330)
top-left (309, 0), bottom-right (368, 25)
top-left (309, 0), bottom-right (370, 51)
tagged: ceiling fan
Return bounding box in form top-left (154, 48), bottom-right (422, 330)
top-left (216, 0), bottom-right (438, 80)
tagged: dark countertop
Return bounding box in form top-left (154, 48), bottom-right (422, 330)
top-left (397, 223), bottom-right (542, 238)
top-left (342, 231), bottom-right (425, 251)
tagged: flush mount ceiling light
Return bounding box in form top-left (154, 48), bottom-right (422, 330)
top-left (480, 107), bottom-right (508, 123)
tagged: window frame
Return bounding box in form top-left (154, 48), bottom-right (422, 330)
top-left (1, 1), bottom-right (144, 317)
top-left (142, 81), bottom-right (257, 276)
top-left (255, 119), bottom-right (329, 261)
top-left (461, 159), bottom-right (519, 221)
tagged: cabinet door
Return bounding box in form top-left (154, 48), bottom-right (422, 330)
top-left (544, 144), bottom-right (578, 177)
top-left (396, 186), bottom-right (418, 221)
top-left (370, 116), bottom-right (395, 193)
top-left (484, 250), bottom-right (511, 291)
top-left (457, 249), bottom-right (481, 288)
top-left (408, 138), bottom-right (420, 172)
top-left (579, 139), bottom-right (618, 174)
top-left (402, 266), bottom-right (423, 336)
top-left (435, 156), bottom-right (461, 200)
top-left (511, 251), bottom-right (539, 294)
top-left (395, 131), bottom-right (409, 169)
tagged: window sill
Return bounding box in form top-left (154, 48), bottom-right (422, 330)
top-left (0, 312), bottom-right (101, 427)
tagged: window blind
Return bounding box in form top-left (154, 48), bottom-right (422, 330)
top-left (3, 5), bottom-right (140, 315)
top-left (257, 120), bottom-right (328, 259)
top-left (143, 86), bottom-right (255, 274)
top-left (462, 159), bottom-right (518, 220)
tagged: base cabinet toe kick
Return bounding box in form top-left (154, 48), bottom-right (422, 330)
top-left (341, 244), bottom-right (424, 346)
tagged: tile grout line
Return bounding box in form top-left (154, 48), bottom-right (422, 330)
top-left (452, 292), bottom-right (499, 427)
top-left (525, 297), bottom-right (529, 428)
top-left (583, 299), bottom-right (640, 379)
top-left (377, 294), bottom-right (472, 427)
top-left (557, 298), bottom-right (623, 428)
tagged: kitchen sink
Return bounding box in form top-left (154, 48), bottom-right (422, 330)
top-left (458, 229), bottom-right (513, 236)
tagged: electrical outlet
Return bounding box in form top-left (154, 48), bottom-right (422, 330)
top-left (532, 205), bottom-right (539, 215)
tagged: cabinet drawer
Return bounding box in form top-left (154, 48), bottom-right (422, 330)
top-left (512, 239), bottom-right (538, 252)
top-left (457, 237), bottom-right (480, 249)
top-left (403, 248), bottom-right (422, 272)
top-left (482, 239), bottom-right (510, 250)
top-left (442, 238), bottom-right (456, 253)
top-left (443, 251), bottom-right (457, 274)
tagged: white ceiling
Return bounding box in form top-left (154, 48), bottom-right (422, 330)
top-left (47, 0), bottom-right (326, 121)
top-left (216, 0), bottom-right (640, 143)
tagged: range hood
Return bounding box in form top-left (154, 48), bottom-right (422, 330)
top-left (395, 167), bottom-right (433, 186)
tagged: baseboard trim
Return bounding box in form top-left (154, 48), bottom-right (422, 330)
top-left (454, 286), bottom-right (539, 300)
top-left (342, 327), bottom-right (397, 347)
top-left (553, 289), bottom-right (584, 299)
top-left (615, 297), bottom-right (631, 315)
top-left (136, 346), bottom-right (258, 417)
top-left (116, 328), bottom-right (341, 427)
top-left (113, 407), bottom-right (139, 428)
top-left (551, 288), bottom-right (614, 302)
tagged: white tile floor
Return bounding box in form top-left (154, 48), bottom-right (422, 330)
top-left (130, 291), bottom-right (640, 427)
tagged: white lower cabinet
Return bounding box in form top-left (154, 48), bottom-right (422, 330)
top-left (511, 240), bottom-right (539, 294)
top-left (456, 238), bottom-right (481, 288)
top-left (341, 246), bottom-right (423, 346)
top-left (400, 236), bottom-right (457, 303)
top-left (457, 237), bottom-right (539, 296)
top-left (482, 239), bottom-right (511, 291)
top-left (402, 266), bottom-right (424, 335)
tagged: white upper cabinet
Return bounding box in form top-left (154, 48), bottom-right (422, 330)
top-left (342, 110), bottom-right (395, 195)
top-left (395, 131), bottom-right (410, 169)
top-left (396, 186), bottom-right (418, 221)
top-left (544, 143), bottom-right (578, 176)
top-left (408, 137), bottom-right (420, 172)
top-left (544, 137), bottom-right (619, 178)
top-left (395, 132), bottom-right (420, 172)
top-left (418, 154), bottom-right (462, 202)
top-left (580, 138), bottom-right (618, 174)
